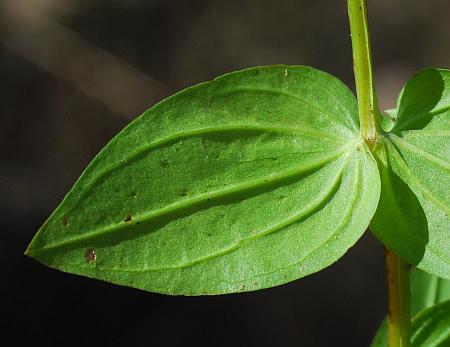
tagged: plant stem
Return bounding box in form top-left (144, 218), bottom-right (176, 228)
top-left (347, 0), bottom-right (382, 147)
top-left (385, 248), bottom-right (411, 347)
top-left (347, 2), bottom-right (410, 345)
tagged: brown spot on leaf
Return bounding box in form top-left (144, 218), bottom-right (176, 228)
top-left (160, 159), bottom-right (169, 168)
top-left (124, 214), bottom-right (133, 222)
top-left (62, 216), bottom-right (69, 228)
top-left (85, 248), bottom-right (96, 263)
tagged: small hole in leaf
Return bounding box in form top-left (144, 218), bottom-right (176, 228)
top-left (85, 248), bottom-right (96, 263)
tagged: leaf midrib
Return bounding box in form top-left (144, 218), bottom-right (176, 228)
top-left (94, 154), bottom-right (347, 273)
top-left (62, 145), bottom-right (362, 278)
top-left (29, 140), bottom-right (357, 256)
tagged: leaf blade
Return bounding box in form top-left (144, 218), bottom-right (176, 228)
top-left (27, 65), bottom-right (380, 294)
top-left (371, 69), bottom-right (450, 277)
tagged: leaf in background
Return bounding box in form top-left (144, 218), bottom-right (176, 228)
top-left (370, 268), bottom-right (450, 347)
top-left (410, 267), bottom-right (450, 316)
top-left (411, 300), bottom-right (450, 346)
top-left (372, 301), bottom-right (450, 347)
top-left (370, 320), bottom-right (388, 347)
top-left (371, 69), bottom-right (450, 278)
top-left (26, 65), bottom-right (380, 295)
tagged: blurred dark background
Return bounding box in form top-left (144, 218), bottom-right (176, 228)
top-left (1, 0), bottom-right (449, 346)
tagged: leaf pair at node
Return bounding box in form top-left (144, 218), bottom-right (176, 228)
top-left (26, 65), bottom-right (450, 295)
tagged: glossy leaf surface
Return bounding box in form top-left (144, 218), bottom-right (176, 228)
top-left (370, 268), bottom-right (450, 347)
top-left (26, 65), bottom-right (380, 295)
top-left (371, 69), bottom-right (450, 278)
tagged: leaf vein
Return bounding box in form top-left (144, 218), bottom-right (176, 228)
top-left (389, 133), bottom-right (450, 173)
top-left (31, 142), bottom-right (355, 255)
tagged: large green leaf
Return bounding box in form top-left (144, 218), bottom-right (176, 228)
top-left (370, 268), bottom-right (450, 347)
top-left (371, 69), bottom-right (450, 278)
top-left (26, 65), bottom-right (380, 295)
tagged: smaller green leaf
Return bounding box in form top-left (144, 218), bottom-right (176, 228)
top-left (411, 300), bottom-right (450, 346)
top-left (411, 268), bottom-right (450, 316)
top-left (392, 69), bottom-right (450, 132)
top-left (381, 109), bottom-right (396, 132)
top-left (370, 268), bottom-right (450, 347)
top-left (371, 68), bottom-right (450, 278)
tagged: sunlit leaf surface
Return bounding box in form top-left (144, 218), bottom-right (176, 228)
top-left (26, 66), bottom-right (380, 294)
top-left (371, 69), bottom-right (450, 278)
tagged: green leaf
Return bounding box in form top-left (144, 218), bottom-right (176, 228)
top-left (370, 320), bottom-right (388, 347)
top-left (410, 268), bottom-right (450, 316)
top-left (372, 301), bottom-right (450, 347)
top-left (371, 69), bottom-right (450, 278)
top-left (411, 300), bottom-right (450, 347)
top-left (26, 65), bottom-right (380, 295)
top-left (381, 109), bottom-right (396, 132)
top-left (370, 268), bottom-right (450, 347)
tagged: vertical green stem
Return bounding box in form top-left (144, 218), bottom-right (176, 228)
top-left (385, 248), bottom-right (411, 347)
top-left (347, 1), bottom-right (411, 345)
top-left (347, 0), bottom-right (382, 147)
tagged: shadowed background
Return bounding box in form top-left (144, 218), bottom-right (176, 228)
top-left (1, 0), bottom-right (449, 346)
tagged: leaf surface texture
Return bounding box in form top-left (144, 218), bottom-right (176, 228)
top-left (27, 66), bottom-right (380, 294)
top-left (371, 69), bottom-right (450, 277)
